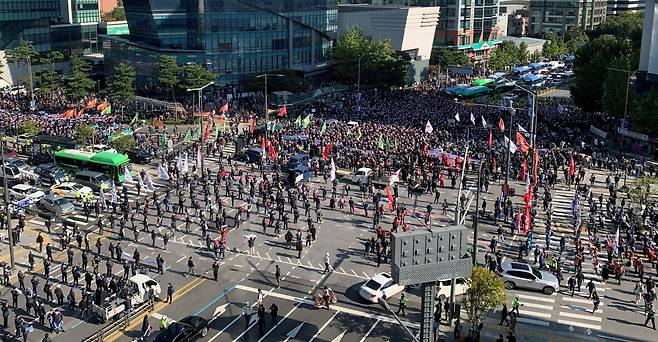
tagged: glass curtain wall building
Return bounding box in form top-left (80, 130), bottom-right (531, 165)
top-left (104, 0), bottom-right (337, 85)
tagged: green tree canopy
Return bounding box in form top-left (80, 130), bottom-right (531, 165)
top-left (529, 51), bottom-right (542, 63)
top-left (108, 134), bottom-right (136, 153)
top-left (630, 91), bottom-right (658, 135)
top-left (158, 56), bottom-right (181, 91)
top-left (18, 120), bottom-right (41, 136)
top-left (593, 12), bottom-right (644, 47)
top-left (333, 27), bottom-right (410, 87)
top-left (66, 56), bottom-right (95, 102)
top-left (463, 267), bottom-right (507, 329)
top-left (107, 63), bottom-right (136, 103)
top-left (5, 40), bottom-right (37, 96)
top-left (182, 63), bottom-right (217, 90)
top-left (431, 48), bottom-right (469, 67)
top-left (73, 124), bottom-right (96, 144)
top-left (542, 33), bottom-right (567, 60)
top-left (488, 41), bottom-right (522, 71)
top-left (601, 54), bottom-right (639, 118)
top-left (516, 42), bottom-right (529, 65)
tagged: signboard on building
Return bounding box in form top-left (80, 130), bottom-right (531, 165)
top-left (107, 24), bottom-right (130, 36)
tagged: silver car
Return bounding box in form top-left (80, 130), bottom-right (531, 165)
top-left (499, 262), bottom-right (559, 295)
top-left (38, 194), bottom-right (75, 217)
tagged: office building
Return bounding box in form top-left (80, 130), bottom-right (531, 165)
top-left (529, 0), bottom-right (607, 35)
top-left (104, 0), bottom-right (337, 86)
top-left (638, 0), bottom-right (657, 92)
top-left (337, 4), bottom-right (440, 84)
top-left (607, 0), bottom-right (645, 16)
top-left (0, 0), bottom-right (99, 53)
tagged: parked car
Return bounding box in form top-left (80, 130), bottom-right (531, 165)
top-left (435, 278), bottom-right (468, 299)
top-left (38, 194), bottom-right (75, 216)
top-left (34, 163), bottom-right (67, 186)
top-left (499, 262), bottom-right (559, 295)
top-left (27, 153), bottom-right (53, 166)
top-left (16, 133), bottom-right (34, 146)
top-left (50, 182), bottom-right (92, 199)
top-left (127, 148), bottom-right (154, 164)
top-left (351, 167), bottom-right (372, 185)
top-left (153, 315), bottom-right (209, 342)
top-left (73, 170), bottom-right (111, 192)
top-left (0, 164), bottom-right (22, 181)
top-left (359, 272), bottom-right (405, 303)
top-left (4, 157), bottom-right (30, 173)
top-left (9, 184), bottom-right (45, 202)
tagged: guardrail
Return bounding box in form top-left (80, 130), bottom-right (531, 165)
top-left (82, 299), bottom-right (154, 342)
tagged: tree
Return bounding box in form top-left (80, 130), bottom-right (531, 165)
top-left (529, 51), bottom-right (542, 63)
top-left (108, 134), bottom-right (136, 153)
top-left (73, 124), bottom-right (96, 144)
top-left (5, 40), bottom-right (37, 97)
top-left (107, 63), bottom-right (136, 103)
top-left (35, 51), bottom-right (64, 98)
top-left (182, 63), bottom-right (217, 90)
top-left (630, 91), bottom-right (658, 136)
top-left (565, 31), bottom-right (589, 54)
top-left (333, 27), bottom-right (410, 87)
top-left (158, 55), bottom-right (182, 111)
top-left (66, 56), bottom-right (95, 102)
top-left (462, 267), bottom-right (506, 330)
top-left (542, 33), bottom-right (567, 59)
top-left (18, 120), bottom-right (41, 136)
top-left (431, 48), bottom-right (469, 67)
top-left (516, 42), bottom-right (529, 65)
top-left (488, 41), bottom-right (519, 71)
top-left (601, 54), bottom-right (639, 118)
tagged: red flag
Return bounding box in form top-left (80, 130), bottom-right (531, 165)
top-left (516, 132), bottom-right (530, 153)
top-left (203, 122), bottom-right (212, 141)
top-left (492, 157), bottom-right (496, 172)
top-left (268, 143), bottom-right (277, 160)
top-left (455, 156), bottom-right (463, 170)
top-left (488, 130), bottom-right (493, 148)
top-left (261, 137), bottom-right (267, 153)
top-left (249, 114), bottom-right (255, 134)
top-left (219, 102), bottom-right (229, 113)
top-left (96, 101), bottom-right (108, 111)
top-left (386, 185), bottom-right (394, 212)
top-left (84, 99), bottom-right (97, 109)
top-left (322, 144), bottom-right (333, 160)
top-left (277, 105), bottom-right (287, 118)
top-left (220, 167), bottom-right (227, 178)
top-left (498, 118), bottom-right (505, 132)
top-left (76, 107), bottom-right (85, 117)
top-left (569, 155), bottom-right (575, 177)
top-left (520, 159), bottom-right (527, 182)
top-left (61, 108), bottom-right (73, 118)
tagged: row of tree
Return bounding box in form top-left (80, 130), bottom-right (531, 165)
top-left (570, 12), bottom-right (658, 134)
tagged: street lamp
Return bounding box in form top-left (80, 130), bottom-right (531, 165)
top-left (255, 73), bottom-right (285, 149)
top-left (186, 81), bottom-right (214, 171)
top-left (606, 67), bottom-right (637, 123)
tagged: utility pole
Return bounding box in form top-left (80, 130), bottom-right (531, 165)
top-left (1, 136), bottom-right (15, 270)
top-left (504, 101), bottom-right (515, 196)
top-left (255, 73), bottom-right (284, 161)
top-left (451, 145), bottom-right (469, 325)
top-left (472, 161), bottom-right (483, 266)
top-left (186, 81), bottom-right (214, 172)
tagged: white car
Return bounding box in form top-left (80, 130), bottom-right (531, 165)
top-left (351, 167), bottom-right (372, 185)
top-left (359, 272), bottom-right (405, 303)
top-left (436, 278), bottom-right (469, 299)
top-left (50, 182), bottom-right (92, 199)
top-left (9, 184), bottom-right (45, 202)
top-left (89, 144), bottom-right (117, 153)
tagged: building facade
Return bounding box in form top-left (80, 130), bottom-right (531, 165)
top-left (0, 0), bottom-right (99, 53)
top-left (104, 0), bottom-right (337, 86)
top-left (337, 4), bottom-right (440, 84)
top-left (529, 0), bottom-right (607, 36)
top-left (607, 0), bottom-right (645, 16)
top-left (638, 0), bottom-right (657, 93)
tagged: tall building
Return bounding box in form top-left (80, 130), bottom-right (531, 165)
top-left (0, 0), bottom-right (99, 53)
top-left (529, 0), bottom-right (607, 35)
top-left (638, 0), bottom-right (657, 92)
top-left (337, 4), bottom-right (440, 84)
top-left (104, 0), bottom-right (337, 86)
top-left (607, 0), bottom-right (645, 16)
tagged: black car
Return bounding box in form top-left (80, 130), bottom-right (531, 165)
top-left (128, 148), bottom-right (154, 164)
top-left (34, 163), bottom-right (67, 186)
top-left (27, 153), bottom-right (53, 166)
top-left (154, 316), bottom-right (208, 342)
top-left (233, 147), bottom-right (262, 164)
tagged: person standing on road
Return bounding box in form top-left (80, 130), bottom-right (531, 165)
top-left (212, 261), bottom-right (219, 281)
top-left (323, 253), bottom-right (331, 274)
top-left (242, 302), bottom-right (253, 330)
top-left (645, 305), bottom-right (656, 330)
top-left (591, 290), bottom-right (600, 314)
top-left (275, 265), bottom-right (281, 287)
top-left (586, 279), bottom-right (596, 299)
top-left (499, 303), bottom-right (509, 326)
top-left (166, 283), bottom-right (174, 304)
top-left (568, 276), bottom-right (576, 297)
top-left (186, 257), bottom-right (196, 277)
top-left (396, 292), bottom-right (408, 316)
top-left (269, 303), bottom-right (278, 324)
top-left (511, 295), bottom-right (521, 317)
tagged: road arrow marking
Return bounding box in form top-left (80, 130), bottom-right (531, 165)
top-left (285, 322), bottom-right (304, 341)
top-left (569, 325), bottom-right (575, 332)
top-left (332, 330), bottom-right (347, 342)
top-left (213, 303), bottom-right (230, 317)
top-left (250, 313), bottom-right (259, 325)
top-left (586, 328), bottom-right (592, 335)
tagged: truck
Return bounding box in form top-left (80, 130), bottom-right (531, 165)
top-left (91, 274), bottom-right (161, 323)
top-left (287, 165), bottom-right (313, 185)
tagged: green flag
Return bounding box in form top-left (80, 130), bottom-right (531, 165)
top-left (129, 112), bottom-right (138, 125)
top-left (378, 134), bottom-right (385, 150)
top-left (222, 120), bottom-right (227, 133)
top-left (183, 129), bottom-right (192, 144)
top-left (294, 116), bottom-right (302, 127)
top-left (302, 115), bottom-right (311, 128)
top-left (320, 122), bottom-right (327, 135)
top-left (356, 128), bottom-right (362, 141)
top-left (384, 135), bottom-right (390, 151)
top-left (160, 133), bottom-right (168, 149)
top-left (101, 105), bottom-right (112, 115)
top-left (394, 138), bottom-right (399, 150)
top-left (213, 122), bottom-right (219, 140)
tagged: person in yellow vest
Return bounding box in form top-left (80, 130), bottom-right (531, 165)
top-left (159, 316), bottom-right (168, 330)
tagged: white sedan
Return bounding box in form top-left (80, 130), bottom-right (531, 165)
top-left (359, 272), bottom-right (405, 303)
top-left (9, 184), bottom-right (45, 202)
top-left (50, 182), bottom-right (92, 199)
